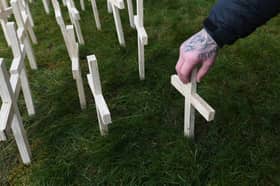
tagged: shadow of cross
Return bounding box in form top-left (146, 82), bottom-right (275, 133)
top-left (171, 68), bottom-right (215, 138)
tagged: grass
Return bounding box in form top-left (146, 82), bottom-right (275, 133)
top-left (0, 0), bottom-right (280, 185)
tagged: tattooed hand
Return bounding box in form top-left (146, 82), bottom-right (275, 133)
top-left (176, 28), bottom-right (218, 83)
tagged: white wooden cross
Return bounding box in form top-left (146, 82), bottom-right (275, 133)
top-left (66, 0), bottom-right (84, 44)
top-left (90, 0), bottom-right (101, 30)
top-left (6, 22), bottom-right (35, 116)
top-left (87, 55), bottom-right (112, 136)
top-left (0, 0), bottom-right (13, 46)
top-left (0, 0), bottom-right (8, 8)
top-left (107, 0), bottom-right (126, 46)
top-left (0, 58), bottom-right (32, 165)
top-left (42, 0), bottom-right (50, 14)
top-left (126, 0), bottom-right (134, 28)
top-left (171, 69), bottom-right (215, 138)
top-left (107, 0), bottom-right (135, 28)
top-left (134, 0), bottom-right (148, 80)
top-left (80, 0), bottom-right (85, 11)
top-left (10, 0), bottom-right (38, 69)
top-left (20, 0), bottom-right (35, 27)
top-left (51, 1), bottom-right (86, 109)
top-left (65, 25), bottom-right (87, 110)
top-left (51, 0), bottom-right (68, 47)
top-left (0, 22), bottom-right (35, 165)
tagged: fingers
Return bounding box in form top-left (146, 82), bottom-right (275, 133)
top-left (196, 59), bottom-right (214, 82)
top-left (175, 54), bottom-right (184, 74)
top-left (177, 59), bottom-right (196, 84)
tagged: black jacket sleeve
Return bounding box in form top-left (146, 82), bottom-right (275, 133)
top-left (203, 0), bottom-right (280, 47)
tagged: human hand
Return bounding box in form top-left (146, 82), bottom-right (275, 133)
top-left (176, 28), bottom-right (218, 83)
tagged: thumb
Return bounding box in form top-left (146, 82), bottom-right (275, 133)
top-left (196, 59), bottom-right (214, 82)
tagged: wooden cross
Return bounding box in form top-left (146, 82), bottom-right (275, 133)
top-left (0, 59), bottom-right (32, 165)
top-left (1, 0), bottom-right (8, 8)
top-left (66, 0), bottom-right (84, 44)
top-left (134, 0), bottom-right (148, 80)
top-left (65, 25), bottom-right (87, 110)
top-left (87, 55), bottom-right (112, 136)
top-left (107, 0), bottom-right (126, 46)
top-left (90, 0), bottom-right (101, 30)
top-left (0, 22), bottom-right (36, 165)
top-left (6, 22), bottom-right (35, 116)
top-left (107, 0), bottom-right (135, 28)
top-left (126, 0), bottom-right (134, 28)
top-left (10, 0), bottom-right (38, 69)
top-left (171, 69), bottom-right (215, 138)
top-left (80, 0), bottom-right (85, 11)
top-left (42, 0), bottom-right (50, 14)
top-left (20, 0), bottom-right (35, 27)
top-left (0, 0), bottom-right (12, 46)
top-left (51, 0), bottom-right (69, 47)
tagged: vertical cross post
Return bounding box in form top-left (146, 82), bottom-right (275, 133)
top-left (87, 55), bottom-right (112, 136)
top-left (90, 0), bottom-right (101, 30)
top-left (52, 0), bottom-right (69, 51)
top-left (65, 25), bottom-right (87, 110)
top-left (66, 0), bottom-right (84, 44)
top-left (11, 0), bottom-right (38, 70)
top-left (80, 0), bottom-right (85, 10)
top-left (20, 0), bottom-right (35, 27)
top-left (126, 0), bottom-right (134, 28)
top-left (171, 69), bottom-right (215, 138)
top-left (134, 0), bottom-right (148, 80)
top-left (108, 0), bottom-right (126, 46)
top-left (0, 59), bottom-right (32, 165)
top-left (42, 0), bottom-right (50, 14)
top-left (7, 22), bottom-right (35, 116)
top-left (0, 0), bottom-right (13, 46)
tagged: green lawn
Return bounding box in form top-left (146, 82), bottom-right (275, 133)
top-left (0, 0), bottom-right (280, 185)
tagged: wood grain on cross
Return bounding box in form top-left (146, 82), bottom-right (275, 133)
top-left (87, 55), bottom-right (112, 136)
top-left (171, 69), bottom-right (215, 138)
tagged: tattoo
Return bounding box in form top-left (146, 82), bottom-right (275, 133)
top-left (183, 29), bottom-right (218, 60)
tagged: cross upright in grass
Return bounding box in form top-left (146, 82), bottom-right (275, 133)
top-left (107, 0), bottom-right (126, 46)
top-left (87, 55), bottom-right (112, 136)
top-left (171, 69), bottom-right (215, 138)
top-left (134, 0), bottom-right (148, 80)
top-left (66, 0), bottom-right (84, 44)
top-left (0, 0), bottom-right (13, 46)
top-left (65, 25), bottom-right (87, 110)
top-left (0, 22), bottom-right (35, 165)
top-left (0, 58), bottom-right (32, 165)
top-left (89, 0), bottom-right (101, 30)
top-left (5, 0), bottom-right (38, 70)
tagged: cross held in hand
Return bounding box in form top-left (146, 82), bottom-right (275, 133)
top-left (171, 69), bottom-right (215, 138)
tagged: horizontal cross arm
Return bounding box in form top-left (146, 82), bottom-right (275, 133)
top-left (108, 0), bottom-right (125, 9)
top-left (95, 95), bottom-right (112, 125)
top-left (191, 93), bottom-right (215, 121)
